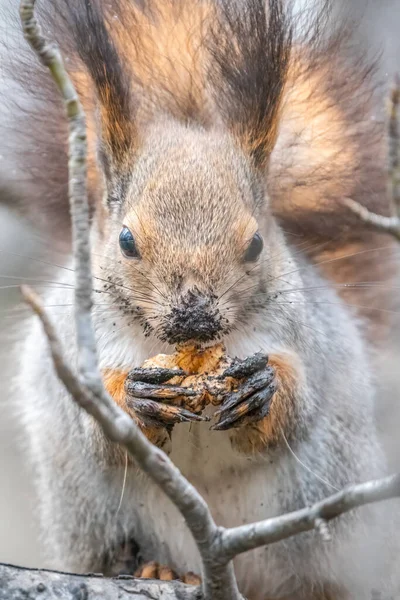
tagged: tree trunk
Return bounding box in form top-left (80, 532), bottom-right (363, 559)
top-left (0, 563), bottom-right (202, 600)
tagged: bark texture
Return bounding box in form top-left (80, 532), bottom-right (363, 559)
top-left (0, 563), bottom-right (202, 600)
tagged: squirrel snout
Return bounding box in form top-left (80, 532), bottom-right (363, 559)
top-left (161, 288), bottom-right (223, 344)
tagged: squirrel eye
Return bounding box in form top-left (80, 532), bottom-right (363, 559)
top-left (119, 226), bottom-right (140, 258)
top-left (243, 232), bottom-right (263, 262)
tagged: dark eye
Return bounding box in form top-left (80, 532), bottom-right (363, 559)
top-left (244, 232), bottom-right (263, 262)
top-left (119, 226), bottom-right (140, 258)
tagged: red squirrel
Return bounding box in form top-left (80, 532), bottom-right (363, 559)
top-left (2, 1), bottom-right (399, 598)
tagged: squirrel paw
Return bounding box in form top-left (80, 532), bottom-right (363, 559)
top-left (134, 561), bottom-right (201, 585)
top-left (212, 353), bottom-right (277, 430)
top-left (125, 367), bottom-right (209, 430)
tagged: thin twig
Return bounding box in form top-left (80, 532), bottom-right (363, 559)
top-left (388, 75), bottom-right (400, 214)
top-left (219, 473), bottom-right (400, 560)
top-left (20, 0), bottom-right (100, 389)
top-left (341, 197), bottom-right (400, 240)
top-left (342, 77), bottom-right (400, 239)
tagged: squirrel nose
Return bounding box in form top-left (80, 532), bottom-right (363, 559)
top-left (162, 288), bottom-right (222, 344)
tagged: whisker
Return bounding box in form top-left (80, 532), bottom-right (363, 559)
top-left (96, 273), bottom-right (167, 305)
top-left (267, 244), bottom-right (395, 288)
top-left (246, 281), bottom-right (400, 305)
top-left (0, 250), bottom-right (166, 308)
top-left (281, 428), bottom-right (341, 492)
top-left (0, 248), bottom-right (74, 274)
top-left (94, 254), bottom-right (168, 301)
top-left (0, 302), bottom-right (114, 313)
top-left (218, 236), bottom-right (345, 301)
top-left (272, 300), bottom-right (400, 316)
top-left (1, 230), bottom-right (70, 256)
top-left (0, 274), bottom-right (74, 286)
top-left (0, 284), bottom-right (74, 291)
top-left (116, 452), bottom-right (128, 515)
top-left (245, 282), bottom-right (400, 303)
top-left (271, 308), bottom-right (332, 339)
top-left (101, 320), bottom-right (135, 337)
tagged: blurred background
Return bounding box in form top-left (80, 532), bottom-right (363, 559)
top-left (0, 0), bottom-right (399, 571)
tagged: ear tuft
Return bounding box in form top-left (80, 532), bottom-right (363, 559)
top-left (208, 0), bottom-right (292, 169)
top-left (66, 0), bottom-right (137, 165)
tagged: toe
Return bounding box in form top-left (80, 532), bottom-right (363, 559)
top-left (126, 381), bottom-right (197, 399)
top-left (135, 561), bottom-right (159, 579)
top-left (158, 564), bottom-right (179, 581)
top-left (134, 561), bottom-right (200, 585)
top-left (221, 352), bottom-right (268, 379)
top-left (213, 381), bottom-right (277, 430)
top-left (215, 367), bottom-right (274, 416)
top-left (182, 571), bottom-right (202, 585)
top-left (131, 399), bottom-right (210, 425)
top-left (127, 367), bottom-right (186, 384)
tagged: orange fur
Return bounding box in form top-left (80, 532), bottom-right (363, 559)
top-left (102, 369), bottom-right (168, 447)
top-left (110, 0), bottom-right (212, 125)
top-left (103, 368), bottom-right (128, 409)
top-left (135, 561), bottom-right (201, 585)
top-left (99, 87), bottom-right (137, 161)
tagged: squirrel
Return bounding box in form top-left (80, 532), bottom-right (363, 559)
top-left (1, 0), bottom-right (400, 598)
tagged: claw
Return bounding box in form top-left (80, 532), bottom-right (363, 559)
top-left (126, 380), bottom-right (197, 399)
top-left (214, 367), bottom-right (274, 417)
top-left (130, 398), bottom-right (210, 425)
top-left (213, 382), bottom-right (276, 430)
top-left (126, 367), bottom-right (186, 384)
top-left (220, 352), bottom-right (268, 379)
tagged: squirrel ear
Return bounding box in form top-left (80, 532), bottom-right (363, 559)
top-left (208, 0), bottom-right (291, 169)
top-left (68, 0), bottom-right (137, 165)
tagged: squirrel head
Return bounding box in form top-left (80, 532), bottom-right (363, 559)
top-left (96, 123), bottom-right (284, 345)
top-left (69, 0), bottom-right (292, 345)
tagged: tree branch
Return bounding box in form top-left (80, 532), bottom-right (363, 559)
top-left (342, 76), bottom-right (400, 238)
top-left (341, 197), bottom-right (400, 240)
top-left (0, 563), bottom-right (202, 600)
top-left (388, 75), bottom-right (400, 214)
top-left (219, 473), bottom-right (400, 560)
